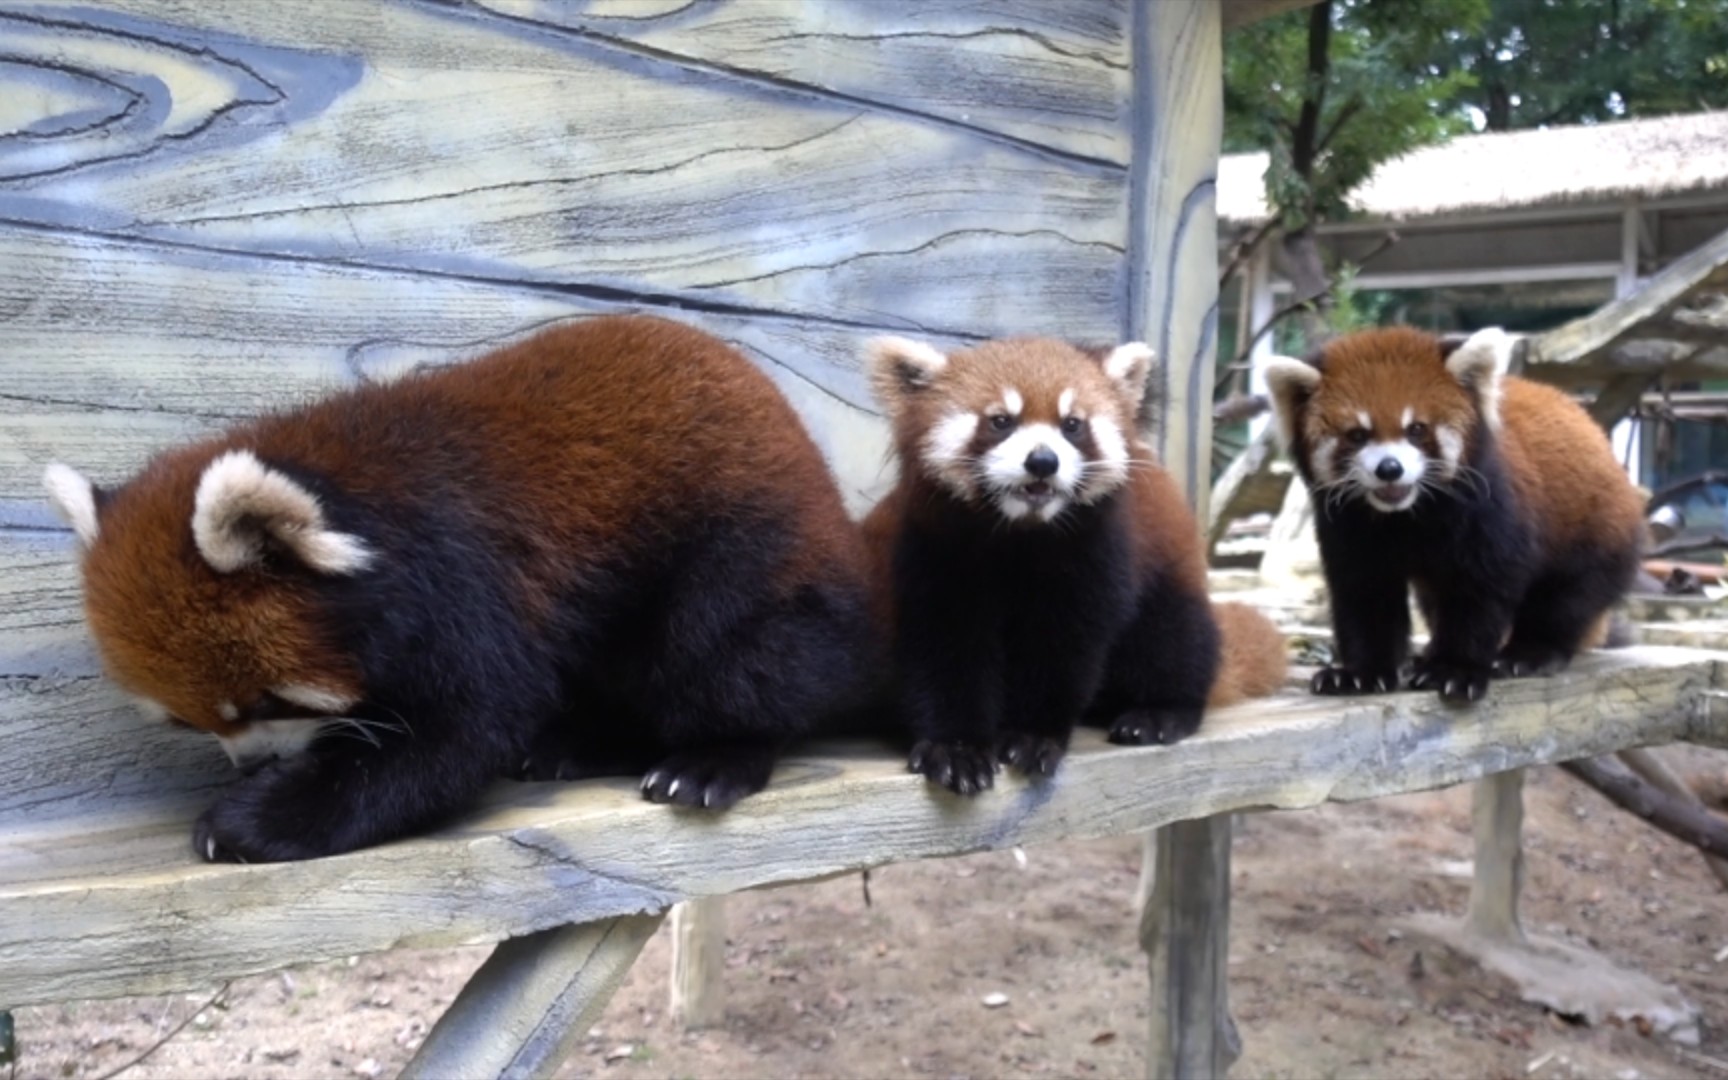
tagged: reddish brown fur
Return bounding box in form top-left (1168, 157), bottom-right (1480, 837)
top-left (82, 316), bottom-right (865, 734)
top-left (864, 337), bottom-right (1285, 712)
top-left (1303, 327), bottom-right (1645, 570)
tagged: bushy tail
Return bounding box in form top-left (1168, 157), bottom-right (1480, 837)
top-left (1208, 602), bottom-right (1288, 707)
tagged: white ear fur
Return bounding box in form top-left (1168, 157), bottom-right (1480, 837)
top-left (192, 450), bottom-right (372, 576)
top-left (1261, 356), bottom-right (1323, 447)
top-left (1445, 327), bottom-right (1514, 431)
top-left (867, 336), bottom-right (949, 403)
top-left (43, 462), bottom-right (101, 547)
top-left (1101, 342), bottom-right (1155, 397)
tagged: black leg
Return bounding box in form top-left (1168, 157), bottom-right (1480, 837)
top-left (1090, 578), bottom-right (1220, 747)
top-left (1313, 552), bottom-right (1410, 697)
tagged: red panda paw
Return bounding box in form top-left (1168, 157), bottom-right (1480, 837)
top-left (1493, 645), bottom-right (1571, 679)
top-left (1106, 706), bottom-right (1202, 747)
top-left (639, 746), bottom-right (777, 811)
top-left (1408, 659), bottom-right (1492, 704)
top-left (1310, 666), bottom-right (1399, 696)
top-left (908, 739), bottom-right (997, 796)
top-left (998, 733), bottom-right (1066, 779)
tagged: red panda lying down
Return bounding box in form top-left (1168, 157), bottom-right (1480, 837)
top-left (1264, 326), bottom-right (1646, 703)
top-left (861, 335), bottom-right (1287, 794)
top-left (44, 316), bottom-right (879, 862)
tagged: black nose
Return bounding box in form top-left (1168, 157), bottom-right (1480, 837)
top-left (1024, 446), bottom-right (1059, 479)
top-left (1375, 458), bottom-right (1404, 482)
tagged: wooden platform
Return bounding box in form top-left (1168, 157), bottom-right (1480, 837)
top-left (4, 646), bottom-right (1721, 1011)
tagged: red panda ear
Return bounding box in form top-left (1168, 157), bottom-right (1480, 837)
top-left (43, 462), bottom-right (102, 548)
top-left (867, 336), bottom-right (948, 405)
top-left (1444, 327), bottom-right (1515, 432)
top-left (192, 450), bottom-right (372, 576)
top-left (1099, 343), bottom-right (1154, 412)
top-left (1260, 356), bottom-right (1322, 448)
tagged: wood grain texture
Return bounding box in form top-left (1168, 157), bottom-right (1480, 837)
top-left (474, 0), bottom-right (1132, 164)
top-left (1128, 6), bottom-right (1231, 1077)
top-left (669, 898), bottom-right (728, 1030)
top-left (0, 224), bottom-right (901, 532)
top-left (0, 646), bottom-right (1719, 1009)
top-left (0, 1), bottom-right (1127, 340)
top-left (1125, 0), bottom-right (1223, 509)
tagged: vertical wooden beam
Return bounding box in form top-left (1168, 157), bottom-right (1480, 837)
top-left (668, 897), bottom-right (728, 1029)
top-left (1127, 2), bottom-right (1233, 1078)
top-left (1465, 770), bottom-right (1526, 944)
top-left (402, 914), bottom-right (664, 1080)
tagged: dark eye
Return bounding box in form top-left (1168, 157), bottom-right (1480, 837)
top-left (1344, 428), bottom-right (1370, 447)
top-left (989, 414), bottom-right (1014, 432)
top-left (1406, 421), bottom-right (1429, 440)
top-left (1061, 416), bottom-right (1085, 437)
top-left (244, 692), bottom-right (309, 722)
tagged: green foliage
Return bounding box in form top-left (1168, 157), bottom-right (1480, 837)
top-left (1439, 0), bottom-right (1728, 130)
top-left (1224, 0), bottom-right (1488, 229)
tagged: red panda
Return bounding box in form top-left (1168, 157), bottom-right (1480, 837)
top-left (43, 315), bottom-right (879, 862)
top-left (861, 335), bottom-right (1287, 794)
top-left (1263, 326), bottom-right (1646, 703)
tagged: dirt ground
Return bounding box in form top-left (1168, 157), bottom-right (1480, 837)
top-left (14, 755), bottom-right (1728, 1080)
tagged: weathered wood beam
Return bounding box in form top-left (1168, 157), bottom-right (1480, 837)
top-left (1587, 372), bottom-right (1659, 431)
top-left (1525, 226), bottom-right (1728, 370)
top-left (401, 914), bottom-right (663, 1080)
top-left (0, 647), bottom-right (1720, 1010)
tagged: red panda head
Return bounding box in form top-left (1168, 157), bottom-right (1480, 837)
top-left (43, 447), bottom-right (371, 770)
top-left (868, 335), bottom-right (1153, 524)
top-left (1262, 326), bottom-right (1514, 514)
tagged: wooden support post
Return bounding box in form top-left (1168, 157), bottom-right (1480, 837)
top-left (1142, 819), bottom-right (1242, 1078)
top-left (1128, 2), bottom-right (1230, 1077)
top-left (668, 897), bottom-right (728, 1029)
top-left (402, 913), bottom-right (664, 1080)
top-left (1465, 770), bottom-right (1526, 943)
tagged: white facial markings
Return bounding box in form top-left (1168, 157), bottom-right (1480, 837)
top-left (218, 701), bottom-right (239, 722)
top-left (1075, 414), bottom-right (1131, 504)
top-left (215, 718), bottom-right (325, 771)
top-left (1058, 388), bottom-right (1076, 417)
top-left (982, 422), bottom-right (1081, 523)
top-left (1002, 388), bottom-right (1024, 417)
top-left (272, 683), bottom-right (360, 714)
top-left (1352, 439), bottom-right (1427, 513)
top-left (1400, 407), bottom-right (1413, 428)
top-left (1356, 411), bottom-right (1372, 431)
top-left (1309, 436), bottom-right (1339, 483)
top-left (1436, 426), bottom-right (1465, 475)
top-left (921, 410), bottom-right (981, 498)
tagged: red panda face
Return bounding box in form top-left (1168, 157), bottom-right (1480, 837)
top-left (44, 447), bottom-right (369, 771)
top-left (1263, 326), bottom-right (1513, 515)
top-left (868, 336), bottom-right (1153, 524)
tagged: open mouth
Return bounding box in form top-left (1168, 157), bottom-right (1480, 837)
top-left (1366, 482), bottom-right (1416, 510)
top-left (1019, 481), bottom-right (1056, 505)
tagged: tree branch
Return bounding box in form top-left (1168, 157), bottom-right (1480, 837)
top-left (1561, 757), bottom-right (1728, 859)
top-left (1218, 213), bottom-right (1286, 288)
top-left (1229, 230), bottom-right (1400, 368)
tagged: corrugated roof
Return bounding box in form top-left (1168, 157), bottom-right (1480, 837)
top-left (1218, 110), bottom-right (1728, 225)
